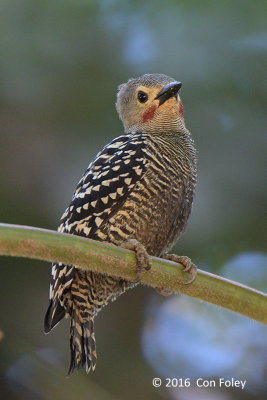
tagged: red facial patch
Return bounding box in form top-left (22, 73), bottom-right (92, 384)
top-left (142, 105), bottom-right (157, 123)
top-left (179, 100), bottom-right (184, 118)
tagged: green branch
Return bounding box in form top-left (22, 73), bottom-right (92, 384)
top-left (0, 223), bottom-right (266, 324)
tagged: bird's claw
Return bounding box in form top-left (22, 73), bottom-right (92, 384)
top-left (121, 239), bottom-right (151, 282)
top-left (161, 254), bottom-right (197, 285)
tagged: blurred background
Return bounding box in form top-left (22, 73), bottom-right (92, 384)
top-left (0, 0), bottom-right (266, 399)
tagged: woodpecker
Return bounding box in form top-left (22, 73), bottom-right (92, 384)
top-left (44, 74), bottom-right (197, 374)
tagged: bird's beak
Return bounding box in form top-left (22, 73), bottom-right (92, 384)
top-left (155, 81), bottom-right (182, 106)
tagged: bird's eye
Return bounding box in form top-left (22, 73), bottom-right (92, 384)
top-left (137, 91), bottom-right (148, 103)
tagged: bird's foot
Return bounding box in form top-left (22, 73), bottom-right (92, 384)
top-left (156, 254), bottom-right (197, 296)
top-left (161, 253), bottom-right (197, 286)
top-left (121, 239), bottom-right (151, 282)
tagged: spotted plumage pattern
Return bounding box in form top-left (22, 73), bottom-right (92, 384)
top-left (44, 73), bottom-right (197, 375)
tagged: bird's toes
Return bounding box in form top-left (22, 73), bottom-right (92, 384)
top-left (161, 253), bottom-right (197, 285)
top-left (121, 239), bottom-right (151, 281)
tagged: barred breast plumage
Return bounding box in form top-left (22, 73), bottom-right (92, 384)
top-left (44, 73), bottom-right (197, 374)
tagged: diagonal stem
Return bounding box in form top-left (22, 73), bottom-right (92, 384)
top-left (0, 223), bottom-right (266, 324)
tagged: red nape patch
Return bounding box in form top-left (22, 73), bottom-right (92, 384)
top-left (142, 105), bottom-right (157, 123)
top-left (179, 100), bottom-right (184, 118)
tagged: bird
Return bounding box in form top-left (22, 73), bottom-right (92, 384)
top-left (44, 73), bottom-right (197, 375)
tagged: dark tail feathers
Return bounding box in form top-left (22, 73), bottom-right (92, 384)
top-left (68, 311), bottom-right (97, 375)
top-left (44, 299), bottom-right (65, 333)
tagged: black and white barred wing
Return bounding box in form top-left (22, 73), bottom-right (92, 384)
top-left (45, 133), bottom-right (149, 332)
top-left (59, 132), bottom-right (149, 238)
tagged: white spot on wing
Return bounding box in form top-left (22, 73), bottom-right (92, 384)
top-left (95, 217), bottom-right (102, 227)
top-left (124, 178), bottom-right (132, 185)
top-left (133, 166), bottom-right (143, 175)
top-left (92, 185), bottom-right (100, 191)
top-left (106, 141), bottom-right (125, 149)
top-left (98, 170), bottom-right (109, 178)
top-left (109, 192), bottom-right (117, 200)
top-left (101, 196), bottom-right (109, 204)
top-left (83, 227), bottom-right (91, 235)
top-left (102, 180), bottom-right (111, 186)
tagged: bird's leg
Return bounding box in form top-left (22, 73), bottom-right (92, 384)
top-left (156, 254), bottom-right (197, 296)
top-left (121, 239), bottom-right (151, 282)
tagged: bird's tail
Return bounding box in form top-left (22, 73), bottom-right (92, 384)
top-left (44, 298), bottom-right (65, 333)
top-left (68, 309), bottom-right (97, 375)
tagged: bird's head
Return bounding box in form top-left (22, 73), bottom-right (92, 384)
top-left (116, 74), bottom-right (185, 134)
